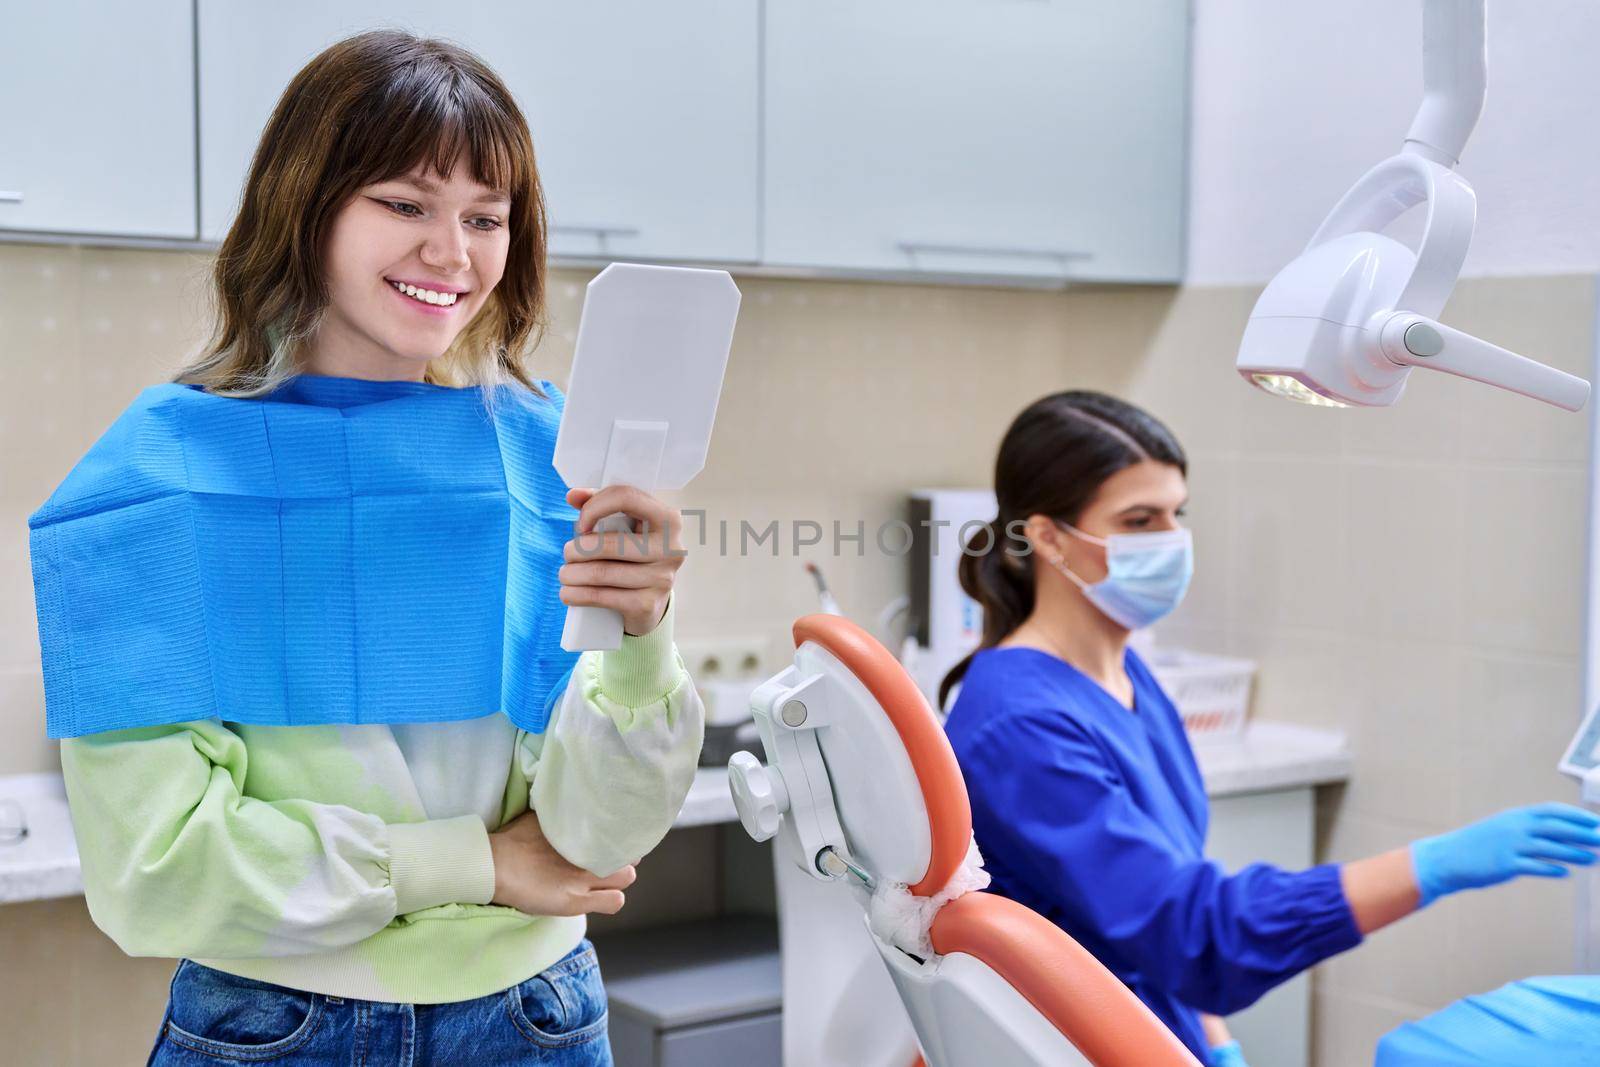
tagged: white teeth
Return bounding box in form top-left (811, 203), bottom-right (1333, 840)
top-left (390, 281), bottom-right (458, 307)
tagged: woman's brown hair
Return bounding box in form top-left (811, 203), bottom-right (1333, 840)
top-left (176, 29), bottom-right (548, 397)
top-left (937, 392), bottom-right (1187, 711)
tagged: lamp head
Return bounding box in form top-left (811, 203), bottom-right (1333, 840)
top-left (1237, 231), bottom-right (1416, 408)
top-left (1239, 5), bottom-right (1587, 414)
top-left (1238, 153), bottom-right (1587, 413)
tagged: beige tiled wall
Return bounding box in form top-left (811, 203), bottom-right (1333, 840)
top-left (0, 242), bottom-right (1592, 1066)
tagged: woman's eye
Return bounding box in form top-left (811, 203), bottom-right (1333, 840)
top-left (469, 217), bottom-right (504, 232)
top-left (381, 199), bottom-right (422, 217)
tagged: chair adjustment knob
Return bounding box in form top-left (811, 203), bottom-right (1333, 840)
top-left (728, 751), bottom-right (789, 842)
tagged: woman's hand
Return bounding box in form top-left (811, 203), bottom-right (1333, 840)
top-left (1201, 1015), bottom-right (1247, 1066)
top-left (1208, 1039), bottom-right (1248, 1067)
top-left (488, 810), bottom-right (637, 917)
top-left (559, 486), bottom-right (685, 637)
top-left (1341, 804), bottom-right (1600, 934)
top-left (1411, 802), bottom-right (1600, 907)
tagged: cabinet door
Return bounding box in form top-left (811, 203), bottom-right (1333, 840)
top-left (763, 0), bottom-right (1188, 283)
top-left (471, 4), bottom-right (758, 264)
top-left (1208, 789), bottom-right (1314, 1067)
top-left (196, 1), bottom-right (451, 242)
top-left (198, 3), bottom-right (759, 264)
top-left (0, 1), bottom-right (196, 238)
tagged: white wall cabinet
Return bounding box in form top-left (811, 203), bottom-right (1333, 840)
top-left (762, 0), bottom-right (1189, 284)
top-left (8, 3), bottom-right (1189, 287)
top-left (0, 1), bottom-right (196, 239)
top-left (196, 1), bottom-right (759, 263)
top-left (473, 5), bottom-right (760, 265)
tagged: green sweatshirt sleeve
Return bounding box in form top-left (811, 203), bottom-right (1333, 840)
top-left (520, 595), bottom-right (705, 877)
top-left (60, 720), bottom-right (495, 959)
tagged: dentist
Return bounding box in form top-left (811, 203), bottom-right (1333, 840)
top-left (940, 390), bottom-right (1600, 1066)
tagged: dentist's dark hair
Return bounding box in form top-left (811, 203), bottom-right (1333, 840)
top-left (937, 391), bottom-right (1186, 711)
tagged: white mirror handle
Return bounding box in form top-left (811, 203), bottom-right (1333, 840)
top-left (559, 510), bottom-right (636, 651)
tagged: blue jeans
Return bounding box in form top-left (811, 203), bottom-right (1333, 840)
top-left (147, 941), bottom-right (613, 1066)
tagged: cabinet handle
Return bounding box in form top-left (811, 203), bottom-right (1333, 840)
top-left (552, 224), bottom-right (640, 253)
top-left (897, 241), bottom-right (1092, 268)
top-left (0, 191), bottom-right (21, 204)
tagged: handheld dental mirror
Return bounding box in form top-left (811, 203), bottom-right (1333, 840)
top-left (553, 262), bottom-right (740, 651)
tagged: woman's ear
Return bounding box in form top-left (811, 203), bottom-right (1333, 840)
top-left (1020, 513), bottom-right (1067, 569)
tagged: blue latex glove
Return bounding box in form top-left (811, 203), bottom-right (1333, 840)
top-left (1411, 803), bottom-right (1600, 907)
top-left (1209, 1039), bottom-right (1248, 1067)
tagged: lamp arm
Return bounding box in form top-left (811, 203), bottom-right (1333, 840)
top-left (1404, 0), bottom-right (1487, 167)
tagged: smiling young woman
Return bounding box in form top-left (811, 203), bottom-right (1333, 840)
top-left (184, 30), bottom-right (547, 393)
top-left (38, 30), bottom-right (702, 1067)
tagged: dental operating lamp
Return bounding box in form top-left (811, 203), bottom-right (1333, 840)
top-left (1236, 0), bottom-right (1591, 412)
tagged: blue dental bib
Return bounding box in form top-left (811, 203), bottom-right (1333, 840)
top-left (29, 374), bottom-right (580, 738)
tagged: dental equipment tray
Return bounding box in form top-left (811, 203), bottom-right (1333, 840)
top-left (590, 917), bottom-right (781, 1067)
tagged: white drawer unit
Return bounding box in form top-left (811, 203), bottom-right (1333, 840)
top-left (1206, 787), bottom-right (1315, 1067)
top-left (594, 917), bottom-right (781, 1067)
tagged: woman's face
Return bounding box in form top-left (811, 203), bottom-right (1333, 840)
top-left (1048, 460), bottom-right (1189, 583)
top-left (310, 157), bottom-right (512, 380)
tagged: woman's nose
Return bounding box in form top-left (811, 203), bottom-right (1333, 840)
top-left (419, 220), bottom-right (470, 275)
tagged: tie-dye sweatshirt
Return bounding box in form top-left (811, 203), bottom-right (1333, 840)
top-left (58, 598), bottom-right (702, 1004)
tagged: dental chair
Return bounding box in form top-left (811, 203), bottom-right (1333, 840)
top-left (727, 613), bottom-right (1200, 1067)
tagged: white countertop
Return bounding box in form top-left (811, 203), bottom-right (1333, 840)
top-left (0, 720), bottom-right (1350, 906)
top-left (0, 772), bottom-right (82, 905)
top-left (676, 767), bottom-right (745, 830)
top-left (1192, 720), bottom-right (1352, 797)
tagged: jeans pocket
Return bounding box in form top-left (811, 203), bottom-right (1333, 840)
top-left (162, 961), bottom-right (323, 1062)
top-left (505, 941), bottom-right (610, 1050)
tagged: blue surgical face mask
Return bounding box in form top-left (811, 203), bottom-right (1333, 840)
top-left (1051, 521), bottom-right (1194, 631)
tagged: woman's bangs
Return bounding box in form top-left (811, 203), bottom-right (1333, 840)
top-left (364, 72), bottom-right (528, 198)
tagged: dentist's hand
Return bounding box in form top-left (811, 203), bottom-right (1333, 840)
top-left (560, 486), bottom-right (685, 637)
top-left (1411, 803), bottom-right (1600, 907)
top-left (489, 810), bottom-right (637, 917)
top-left (1209, 1040), bottom-right (1249, 1067)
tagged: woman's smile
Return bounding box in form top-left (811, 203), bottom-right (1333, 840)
top-left (385, 276), bottom-right (468, 316)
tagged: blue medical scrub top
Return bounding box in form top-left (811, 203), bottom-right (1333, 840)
top-left (945, 646), bottom-right (1363, 1060)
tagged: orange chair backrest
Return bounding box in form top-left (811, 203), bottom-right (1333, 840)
top-left (792, 614), bottom-right (971, 896)
top-left (791, 613), bottom-right (1201, 1067)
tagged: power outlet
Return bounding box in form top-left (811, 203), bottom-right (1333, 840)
top-left (678, 636), bottom-right (769, 681)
